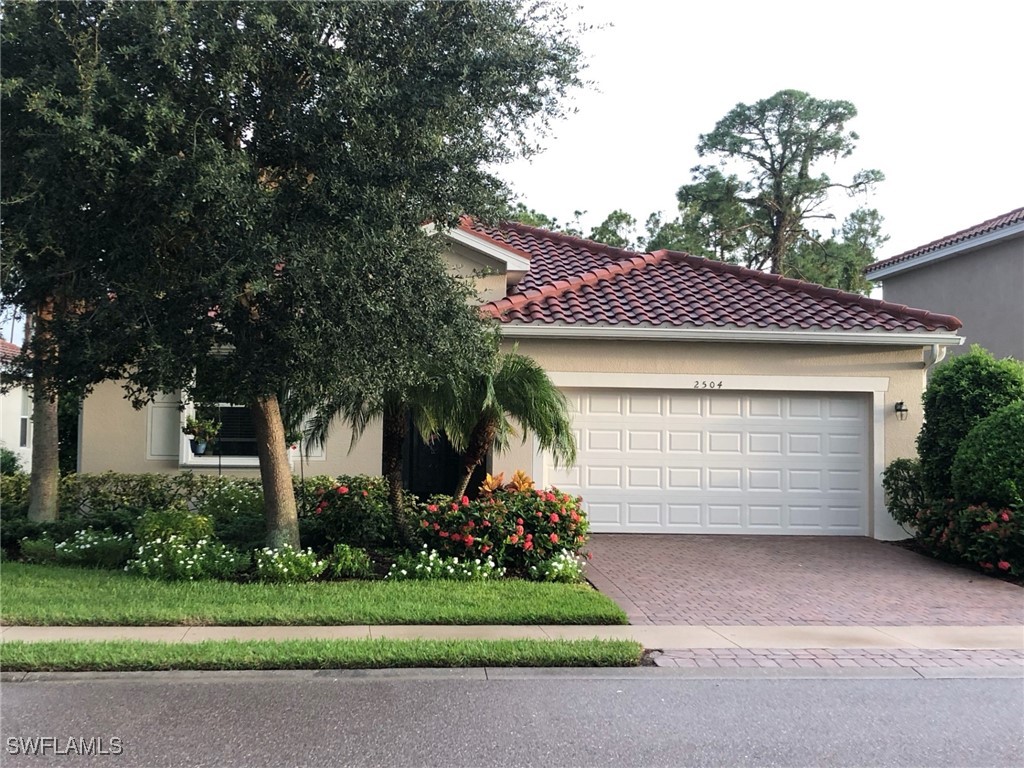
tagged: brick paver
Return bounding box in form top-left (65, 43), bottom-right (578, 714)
top-left (585, 534), bottom-right (1024, 626)
top-left (650, 648), bottom-right (1024, 669)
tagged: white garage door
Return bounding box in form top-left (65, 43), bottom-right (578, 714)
top-left (546, 390), bottom-right (869, 535)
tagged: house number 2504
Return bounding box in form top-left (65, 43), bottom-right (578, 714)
top-left (694, 380), bottom-right (724, 389)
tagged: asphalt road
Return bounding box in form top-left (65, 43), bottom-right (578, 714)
top-left (2, 670), bottom-right (1022, 767)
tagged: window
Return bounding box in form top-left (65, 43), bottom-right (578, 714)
top-left (197, 403), bottom-right (258, 457)
top-left (19, 389), bottom-right (31, 448)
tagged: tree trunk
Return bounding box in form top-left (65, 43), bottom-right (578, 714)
top-left (381, 402), bottom-right (412, 547)
top-left (453, 416), bottom-right (496, 499)
top-left (27, 304), bottom-right (60, 523)
top-left (27, 374), bottom-right (59, 523)
top-left (250, 394), bottom-right (300, 550)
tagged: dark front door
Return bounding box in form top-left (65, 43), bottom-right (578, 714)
top-left (401, 419), bottom-right (488, 500)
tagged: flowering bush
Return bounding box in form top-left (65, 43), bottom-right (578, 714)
top-left (327, 543), bottom-right (374, 580)
top-left (126, 536), bottom-right (249, 581)
top-left (914, 502), bottom-right (1022, 576)
top-left (303, 475), bottom-right (396, 549)
top-left (19, 537), bottom-right (57, 564)
top-left (385, 545), bottom-right (505, 581)
top-left (54, 529), bottom-right (135, 569)
top-left (528, 549), bottom-right (586, 583)
top-left (415, 472), bottom-right (590, 576)
top-left (135, 505), bottom-right (215, 545)
top-left (253, 545), bottom-right (327, 583)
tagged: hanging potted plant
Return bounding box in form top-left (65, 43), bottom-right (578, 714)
top-left (182, 415), bottom-right (221, 456)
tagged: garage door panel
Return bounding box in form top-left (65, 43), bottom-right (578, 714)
top-left (668, 431), bottom-right (702, 452)
top-left (628, 431), bottom-right (662, 451)
top-left (748, 433), bottom-right (783, 454)
top-left (558, 389), bottom-right (869, 536)
top-left (586, 429), bottom-right (621, 451)
top-left (627, 394), bottom-right (663, 416)
top-left (707, 432), bottom-right (742, 453)
top-left (626, 466), bottom-right (662, 489)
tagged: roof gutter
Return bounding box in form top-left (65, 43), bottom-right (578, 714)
top-left (867, 221), bottom-right (1024, 280)
top-left (498, 323), bottom-right (965, 348)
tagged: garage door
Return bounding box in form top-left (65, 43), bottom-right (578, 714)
top-left (546, 390), bottom-right (869, 535)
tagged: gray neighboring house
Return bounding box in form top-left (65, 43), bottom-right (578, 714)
top-left (865, 206), bottom-right (1024, 360)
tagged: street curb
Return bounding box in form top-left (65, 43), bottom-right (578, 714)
top-left (3, 666), bottom-right (1021, 683)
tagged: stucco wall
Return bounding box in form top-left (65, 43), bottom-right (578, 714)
top-left (78, 380), bottom-right (381, 478)
top-left (0, 385), bottom-right (32, 472)
top-left (878, 238), bottom-right (1024, 360)
top-left (441, 242), bottom-right (507, 304)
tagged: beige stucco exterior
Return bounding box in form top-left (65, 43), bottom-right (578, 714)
top-left (76, 231), bottom-right (956, 540)
top-left (79, 380), bottom-right (381, 478)
top-left (874, 236), bottom-right (1024, 360)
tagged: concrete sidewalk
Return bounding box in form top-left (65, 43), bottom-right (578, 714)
top-left (2, 624), bottom-right (1022, 649)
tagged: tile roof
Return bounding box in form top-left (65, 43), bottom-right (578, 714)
top-left (0, 339), bottom-right (22, 362)
top-left (865, 206), bottom-right (1024, 275)
top-left (470, 222), bottom-right (961, 333)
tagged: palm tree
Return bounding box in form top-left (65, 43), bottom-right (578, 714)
top-left (436, 348), bottom-right (577, 498)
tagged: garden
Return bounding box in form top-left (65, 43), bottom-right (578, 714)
top-left (0, 469), bottom-right (627, 626)
top-left (882, 346), bottom-right (1024, 581)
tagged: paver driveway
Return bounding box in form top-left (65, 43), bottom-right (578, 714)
top-left (585, 534), bottom-right (1024, 626)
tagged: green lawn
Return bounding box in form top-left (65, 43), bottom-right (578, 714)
top-left (0, 638), bottom-right (643, 672)
top-left (1, 563), bottom-right (628, 626)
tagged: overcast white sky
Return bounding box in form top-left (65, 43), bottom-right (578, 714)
top-left (496, 0), bottom-right (1024, 256)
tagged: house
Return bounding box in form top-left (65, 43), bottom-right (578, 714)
top-left (78, 220), bottom-right (963, 540)
top-left (0, 338), bottom-right (32, 472)
top-left (864, 206), bottom-right (1023, 360)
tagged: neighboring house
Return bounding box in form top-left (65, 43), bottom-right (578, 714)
top-left (0, 338), bottom-right (33, 472)
top-left (864, 206), bottom-right (1024, 360)
top-left (79, 219), bottom-right (964, 540)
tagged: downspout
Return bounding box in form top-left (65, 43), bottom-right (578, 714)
top-left (922, 343), bottom-right (948, 372)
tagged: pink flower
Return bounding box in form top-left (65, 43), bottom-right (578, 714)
top-left (362, 490), bottom-right (368, 497)
top-left (1000, 511), bottom-right (1011, 522)
top-left (523, 540), bottom-right (533, 551)
top-left (482, 520), bottom-right (491, 527)
top-left (451, 503), bottom-right (460, 511)
top-left (509, 534), bottom-right (520, 544)
top-left (549, 513), bottom-right (560, 524)
top-left (467, 520), bottom-right (475, 529)
top-left (464, 535), bottom-right (475, 546)
top-left (517, 518), bottom-right (524, 525)
top-left (997, 561), bottom-right (1011, 571)
top-left (481, 545), bottom-right (491, 553)
top-left (439, 531), bottom-right (449, 538)
top-left (515, 525), bottom-right (524, 536)
top-left (420, 520), bottom-right (428, 528)
top-left (427, 504), bottom-right (439, 513)
top-left (461, 496), bottom-right (470, 506)
top-left (451, 533), bottom-right (462, 542)
top-left (979, 561), bottom-right (993, 570)
top-left (432, 523), bottom-right (440, 530)
top-left (337, 486), bottom-right (349, 494)
top-left (549, 533), bottom-right (559, 544)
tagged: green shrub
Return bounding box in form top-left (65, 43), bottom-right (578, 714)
top-left (528, 549), bottom-right (586, 583)
top-left (385, 545), bottom-right (505, 581)
top-left (913, 502), bottom-right (1022, 576)
top-left (135, 505), bottom-right (215, 545)
top-left (882, 458), bottom-right (927, 527)
top-left (192, 477), bottom-right (265, 552)
top-left (951, 401), bottom-right (1024, 508)
top-left (253, 545), bottom-right (326, 583)
top-left (303, 476), bottom-right (396, 550)
top-left (1, 447), bottom-right (23, 476)
top-left (416, 472), bottom-right (590, 576)
top-left (326, 543), bottom-right (374, 580)
top-left (54, 529), bottom-right (134, 569)
top-left (917, 347), bottom-right (1024, 500)
top-left (19, 537), bottom-right (57, 564)
top-left (127, 536), bottom-right (250, 581)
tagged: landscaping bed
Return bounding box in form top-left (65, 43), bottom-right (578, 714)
top-left (1, 563), bottom-right (628, 626)
top-left (0, 638), bottom-right (643, 672)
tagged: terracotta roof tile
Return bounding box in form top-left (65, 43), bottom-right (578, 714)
top-left (470, 222), bottom-right (961, 333)
top-left (866, 206), bottom-right (1024, 275)
top-left (0, 339), bottom-right (22, 362)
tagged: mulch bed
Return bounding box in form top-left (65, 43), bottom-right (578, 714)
top-left (886, 538), bottom-right (1023, 587)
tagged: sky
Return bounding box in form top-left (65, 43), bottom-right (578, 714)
top-left (495, 0), bottom-right (1024, 256)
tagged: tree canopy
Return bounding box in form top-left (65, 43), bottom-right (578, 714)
top-left (676, 89), bottom-right (885, 279)
top-left (1, 0), bottom-right (585, 544)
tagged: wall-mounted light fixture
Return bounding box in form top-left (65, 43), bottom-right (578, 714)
top-left (894, 401), bottom-right (909, 421)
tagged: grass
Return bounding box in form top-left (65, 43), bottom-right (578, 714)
top-left (0, 638), bottom-right (643, 672)
top-left (1, 563), bottom-right (628, 626)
